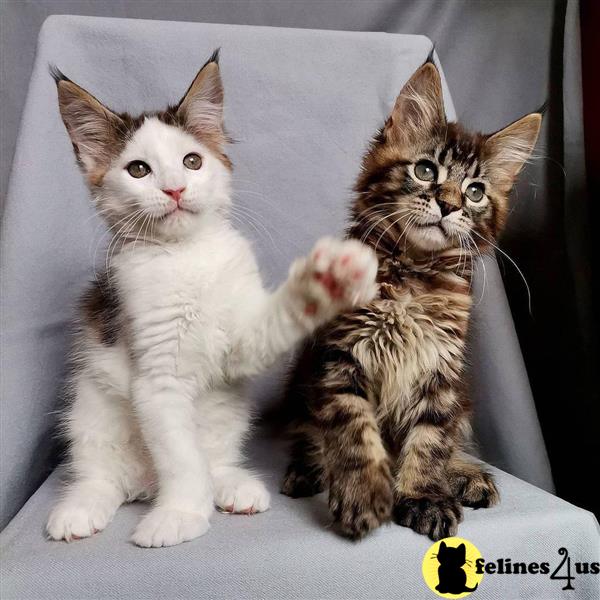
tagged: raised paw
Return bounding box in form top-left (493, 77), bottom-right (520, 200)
top-left (132, 508), bottom-right (210, 548)
top-left (393, 496), bottom-right (463, 541)
top-left (213, 471), bottom-right (270, 515)
top-left (47, 498), bottom-right (115, 542)
top-left (289, 237), bottom-right (378, 323)
top-left (329, 464), bottom-right (393, 539)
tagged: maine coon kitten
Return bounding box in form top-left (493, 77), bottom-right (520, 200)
top-left (282, 60), bottom-right (541, 540)
top-left (46, 51), bottom-right (378, 548)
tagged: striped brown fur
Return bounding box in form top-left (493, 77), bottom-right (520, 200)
top-left (282, 60), bottom-right (539, 540)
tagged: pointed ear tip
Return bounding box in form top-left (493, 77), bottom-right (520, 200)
top-left (418, 61), bottom-right (440, 77)
top-left (531, 112), bottom-right (543, 125)
top-left (520, 112), bottom-right (543, 135)
top-left (49, 64), bottom-right (69, 86)
top-left (410, 61), bottom-right (442, 89)
top-left (426, 44), bottom-right (436, 64)
top-left (525, 112), bottom-right (543, 124)
top-left (201, 48), bottom-right (221, 72)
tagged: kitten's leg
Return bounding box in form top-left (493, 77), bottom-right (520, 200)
top-left (393, 380), bottom-right (464, 541)
top-left (131, 378), bottom-right (213, 548)
top-left (317, 377), bottom-right (393, 539)
top-left (447, 454), bottom-right (499, 509)
top-left (212, 466), bottom-right (271, 514)
top-left (281, 427), bottom-right (325, 498)
top-left (197, 388), bottom-right (271, 515)
top-left (47, 375), bottom-right (136, 541)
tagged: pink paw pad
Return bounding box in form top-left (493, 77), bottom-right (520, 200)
top-left (304, 302), bottom-right (318, 316)
top-left (71, 529), bottom-right (99, 541)
top-left (314, 271), bottom-right (344, 299)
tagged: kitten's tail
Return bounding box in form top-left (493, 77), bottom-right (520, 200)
top-left (464, 583), bottom-right (479, 592)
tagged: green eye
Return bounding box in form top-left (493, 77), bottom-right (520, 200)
top-left (183, 153), bottom-right (202, 170)
top-left (465, 182), bottom-right (485, 202)
top-left (414, 160), bottom-right (437, 182)
top-left (126, 160), bottom-right (151, 178)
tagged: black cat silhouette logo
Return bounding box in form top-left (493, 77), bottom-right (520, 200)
top-left (422, 537), bottom-right (484, 597)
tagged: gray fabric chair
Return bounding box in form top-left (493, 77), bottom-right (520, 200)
top-left (1, 16), bottom-right (598, 599)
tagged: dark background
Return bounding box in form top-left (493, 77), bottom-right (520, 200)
top-left (1, 0), bottom-right (597, 515)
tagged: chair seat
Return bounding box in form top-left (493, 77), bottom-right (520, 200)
top-left (1, 432), bottom-right (598, 600)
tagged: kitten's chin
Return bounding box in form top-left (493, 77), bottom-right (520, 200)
top-left (405, 224), bottom-right (452, 252)
top-left (155, 210), bottom-right (203, 241)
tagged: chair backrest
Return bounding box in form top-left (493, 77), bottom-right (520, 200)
top-left (0, 15), bottom-right (551, 530)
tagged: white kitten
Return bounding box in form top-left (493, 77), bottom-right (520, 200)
top-left (46, 52), bottom-right (378, 547)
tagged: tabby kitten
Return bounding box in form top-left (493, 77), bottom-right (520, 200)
top-left (282, 60), bottom-right (541, 541)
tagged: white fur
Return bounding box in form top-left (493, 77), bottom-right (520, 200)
top-left (47, 118), bottom-right (378, 547)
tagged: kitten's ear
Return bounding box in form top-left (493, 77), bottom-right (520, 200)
top-left (484, 112), bottom-right (542, 187)
top-left (52, 67), bottom-right (124, 183)
top-left (440, 541), bottom-right (447, 550)
top-left (385, 61), bottom-right (446, 144)
top-left (176, 49), bottom-right (224, 137)
top-left (458, 543), bottom-right (466, 559)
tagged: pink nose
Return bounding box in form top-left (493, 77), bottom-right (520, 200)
top-left (162, 187), bottom-right (186, 203)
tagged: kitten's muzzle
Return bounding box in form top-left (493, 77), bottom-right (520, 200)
top-left (162, 187), bottom-right (186, 204)
top-left (436, 181), bottom-right (462, 217)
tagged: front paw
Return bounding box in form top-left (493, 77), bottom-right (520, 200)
top-left (214, 475), bottom-right (271, 515)
top-left (393, 496), bottom-right (463, 541)
top-left (289, 237), bottom-right (378, 322)
top-left (457, 470), bottom-right (500, 509)
top-left (132, 507), bottom-right (210, 548)
top-left (47, 501), bottom-right (111, 542)
top-left (329, 464), bottom-right (393, 539)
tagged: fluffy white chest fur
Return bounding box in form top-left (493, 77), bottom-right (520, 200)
top-left (117, 222), bottom-right (262, 383)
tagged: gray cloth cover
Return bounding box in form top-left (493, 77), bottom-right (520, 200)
top-left (3, 0), bottom-right (596, 517)
top-left (2, 433), bottom-right (599, 600)
top-left (1, 15), bottom-right (597, 600)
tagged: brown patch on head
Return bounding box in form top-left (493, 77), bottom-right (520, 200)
top-left (51, 50), bottom-right (232, 186)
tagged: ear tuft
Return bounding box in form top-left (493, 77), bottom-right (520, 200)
top-left (49, 64), bottom-right (70, 84)
top-left (535, 99), bottom-right (549, 116)
top-left (425, 44), bottom-right (436, 66)
top-left (207, 47), bottom-right (221, 65)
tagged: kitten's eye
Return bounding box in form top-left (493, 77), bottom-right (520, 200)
top-left (414, 160), bottom-right (437, 182)
top-left (465, 182), bottom-right (485, 203)
top-left (183, 153), bottom-right (202, 170)
top-left (126, 161), bottom-right (151, 178)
